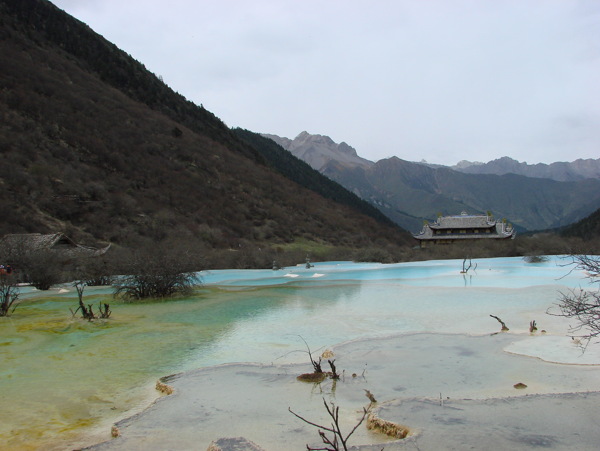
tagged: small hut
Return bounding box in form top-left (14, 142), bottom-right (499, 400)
top-left (0, 233), bottom-right (110, 259)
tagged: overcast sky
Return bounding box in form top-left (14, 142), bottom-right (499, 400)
top-left (52, 0), bottom-right (599, 165)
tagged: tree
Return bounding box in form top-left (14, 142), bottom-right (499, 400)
top-left (549, 255), bottom-right (600, 348)
top-left (0, 273), bottom-right (20, 316)
top-left (24, 249), bottom-right (64, 290)
top-left (113, 244), bottom-right (202, 300)
top-left (0, 236), bottom-right (64, 290)
top-left (77, 257), bottom-right (114, 287)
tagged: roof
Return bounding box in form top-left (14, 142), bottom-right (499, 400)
top-left (429, 214), bottom-right (495, 230)
top-left (413, 213), bottom-right (516, 241)
top-left (0, 233), bottom-right (110, 257)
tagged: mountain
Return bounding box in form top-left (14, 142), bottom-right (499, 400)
top-left (0, 0), bottom-right (412, 254)
top-left (265, 133), bottom-right (600, 233)
top-left (234, 129), bottom-right (393, 226)
top-left (453, 156), bottom-right (600, 182)
top-left (326, 157), bottom-right (600, 233)
top-left (262, 131), bottom-right (373, 171)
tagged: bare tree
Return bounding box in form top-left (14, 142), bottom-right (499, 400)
top-left (0, 236), bottom-right (64, 289)
top-left (25, 249), bottom-right (65, 290)
top-left (113, 245), bottom-right (201, 300)
top-left (0, 274), bottom-right (20, 316)
top-left (78, 257), bottom-right (115, 286)
top-left (69, 280), bottom-right (111, 320)
top-left (289, 398), bottom-right (369, 451)
top-left (548, 255), bottom-right (600, 349)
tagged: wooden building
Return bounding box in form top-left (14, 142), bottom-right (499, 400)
top-left (0, 233), bottom-right (110, 259)
top-left (413, 212), bottom-right (515, 247)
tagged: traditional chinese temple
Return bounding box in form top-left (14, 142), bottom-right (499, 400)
top-left (413, 212), bottom-right (516, 247)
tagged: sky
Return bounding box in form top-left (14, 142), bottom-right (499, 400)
top-left (51, 0), bottom-right (599, 166)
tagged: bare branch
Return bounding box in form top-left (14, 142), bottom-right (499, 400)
top-left (288, 406), bottom-right (336, 434)
top-left (297, 335), bottom-right (323, 373)
top-left (490, 314), bottom-right (509, 331)
top-left (548, 255), bottom-right (600, 350)
top-left (290, 398), bottom-right (370, 451)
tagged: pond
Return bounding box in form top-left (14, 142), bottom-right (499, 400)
top-left (1, 256), bottom-right (598, 450)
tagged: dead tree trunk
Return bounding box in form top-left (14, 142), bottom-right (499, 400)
top-left (490, 314), bottom-right (509, 331)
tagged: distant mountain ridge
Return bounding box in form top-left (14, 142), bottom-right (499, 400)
top-left (262, 131), bottom-right (373, 171)
top-left (452, 156), bottom-right (600, 182)
top-left (265, 132), bottom-right (600, 233)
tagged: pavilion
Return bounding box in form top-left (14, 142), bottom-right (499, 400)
top-left (413, 212), bottom-right (516, 247)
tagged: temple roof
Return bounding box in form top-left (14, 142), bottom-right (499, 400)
top-left (430, 214), bottom-right (495, 229)
top-left (413, 212), bottom-right (516, 242)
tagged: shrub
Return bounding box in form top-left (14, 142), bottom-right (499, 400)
top-left (523, 255), bottom-right (549, 263)
top-left (0, 274), bottom-right (20, 316)
top-left (22, 250), bottom-right (65, 290)
top-left (113, 245), bottom-right (202, 300)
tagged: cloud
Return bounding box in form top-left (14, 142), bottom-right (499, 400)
top-left (52, 0), bottom-right (600, 165)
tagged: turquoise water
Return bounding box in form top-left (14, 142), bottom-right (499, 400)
top-left (200, 256), bottom-right (586, 288)
top-left (0, 256), bottom-right (591, 449)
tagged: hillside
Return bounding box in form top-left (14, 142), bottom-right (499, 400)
top-left (0, 0), bottom-right (412, 257)
top-left (560, 208), bottom-right (600, 241)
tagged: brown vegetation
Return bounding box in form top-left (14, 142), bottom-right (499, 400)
top-left (0, 1), bottom-right (412, 257)
top-left (0, 0), bottom-right (597, 273)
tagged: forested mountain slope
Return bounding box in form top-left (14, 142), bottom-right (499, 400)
top-left (324, 157), bottom-right (600, 233)
top-left (0, 0), bottom-right (412, 253)
top-left (560, 208), bottom-right (600, 241)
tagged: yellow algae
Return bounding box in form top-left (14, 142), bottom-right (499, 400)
top-left (156, 380), bottom-right (174, 395)
top-left (58, 417), bottom-right (97, 433)
top-left (0, 288), bottom-right (237, 450)
top-left (366, 411), bottom-right (410, 439)
top-left (321, 349), bottom-right (334, 358)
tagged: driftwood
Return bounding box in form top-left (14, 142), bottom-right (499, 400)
top-left (70, 281), bottom-right (111, 320)
top-left (328, 359), bottom-right (340, 380)
top-left (364, 389), bottom-right (377, 403)
top-left (529, 320), bottom-right (537, 333)
top-left (490, 314), bottom-right (509, 331)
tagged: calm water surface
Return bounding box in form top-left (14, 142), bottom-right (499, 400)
top-left (0, 256), bottom-right (589, 449)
